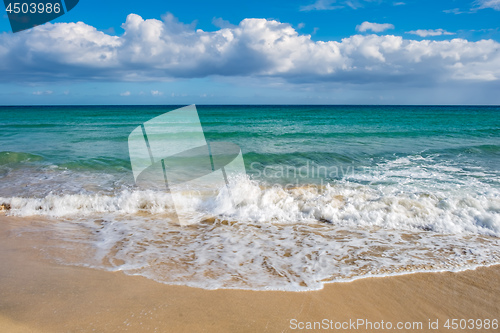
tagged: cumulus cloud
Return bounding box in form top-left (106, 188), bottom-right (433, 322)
top-left (212, 17), bottom-right (235, 29)
top-left (120, 91), bottom-right (131, 96)
top-left (0, 13), bottom-right (499, 85)
top-left (475, 0), bottom-right (500, 10)
top-left (407, 29), bottom-right (455, 37)
top-left (151, 90), bottom-right (163, 96)
top-left (356, 21), bottom-right (395, 33)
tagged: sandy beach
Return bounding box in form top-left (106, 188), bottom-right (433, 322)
top-left (0, 215), bottom-right (498, 333)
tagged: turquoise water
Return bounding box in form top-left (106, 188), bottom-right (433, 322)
top-left (1, 105), bottom-right (499, 290)
top-left (1, 105), bottom-right (499, 181)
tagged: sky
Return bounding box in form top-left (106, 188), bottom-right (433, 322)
top-left (0, 0), bottom-right (500, 105)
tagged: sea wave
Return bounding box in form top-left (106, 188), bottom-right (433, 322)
top-left (2, 174), bottom-right (500, 236)
top-left (1, 153), bottom-right (499, 290)
top-left (8, 176), bottom-right (499, 291)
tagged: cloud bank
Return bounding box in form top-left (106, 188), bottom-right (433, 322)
top-left (0, 13), bottom-right (499, 85)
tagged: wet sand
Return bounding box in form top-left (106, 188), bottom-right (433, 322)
top-left (1, 215), bottom-right (499, 332)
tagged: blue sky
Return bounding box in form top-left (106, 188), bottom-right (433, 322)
top-left (1, 0), bottom-right (500, 104)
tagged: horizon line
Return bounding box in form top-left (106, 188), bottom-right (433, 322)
top-left (1, 104), bottom-right (500, 107)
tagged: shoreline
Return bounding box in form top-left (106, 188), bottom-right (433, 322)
top-left (1, 215), bottom-right (499, 332)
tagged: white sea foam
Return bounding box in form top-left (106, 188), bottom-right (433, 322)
top-left (2, 153), bottom-right (500, 291)
top-left (21, 207), bottom-right (500, 291)
top-left (2, 174), bottom-right (499, 234)
top-left (3, 173), bottom-right (500, 291)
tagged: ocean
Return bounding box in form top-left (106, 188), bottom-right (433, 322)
top-left (1, 105), bottom-right (499, 291)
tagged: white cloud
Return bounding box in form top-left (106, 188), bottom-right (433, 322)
top-left (407, 29), bottom-right (455, 37)
top-left (475, 0), bottom-right (500, 10)
top-left (443, 8), bottom-right (464, 14)
top-left (0, 13), bottom-right (499, 86)
top-left (212, 17), bottom-right (235, 29)
top-left (300, 0), bottom-right (395, 11)
top-left (445, 1), bottom-right (499, 13)
top-left (151, 90), bottom-right (163, 96)
top-left (120, 91), bottom-right (131, 96)
top-left (356, 21), bottom-right (395, 33)
top-left (300, 0), bottom-right (343, 11)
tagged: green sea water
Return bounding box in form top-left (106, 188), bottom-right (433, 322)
top-left (1, 105), bottom-right (499, 179)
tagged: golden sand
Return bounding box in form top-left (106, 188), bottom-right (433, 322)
top-left (0, 215), bottom-right (499, 332)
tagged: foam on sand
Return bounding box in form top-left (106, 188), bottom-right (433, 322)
top-left (3, 174), bottom-right (499, 291)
